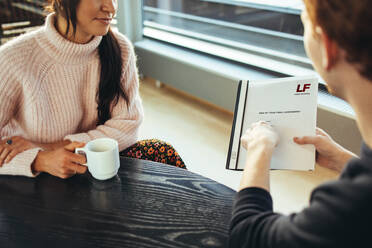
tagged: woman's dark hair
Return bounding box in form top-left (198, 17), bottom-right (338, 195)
top-left (47, 0), bottom-right (129, 125)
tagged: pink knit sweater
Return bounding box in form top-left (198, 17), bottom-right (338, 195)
top-left (0, 14), bottom-right (144, 177)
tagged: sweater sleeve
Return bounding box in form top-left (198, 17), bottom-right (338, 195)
top-left (229, 164), bottom-right (372, 248)
top-left (64, 38), bottom-right (144, 151)
top-left (0, 49), bottom-right (41, 177)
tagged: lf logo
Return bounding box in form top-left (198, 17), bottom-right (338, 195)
top-left (296, 84), bottom-right (311, 93)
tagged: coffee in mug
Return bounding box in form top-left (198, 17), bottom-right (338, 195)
top-left (75, 138), bottom-right (120, 180)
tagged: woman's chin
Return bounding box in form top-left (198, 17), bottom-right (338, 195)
top-left (98, 30), bottom-right (110, 37)
top-left (93, 27), bottom-right (111, 37)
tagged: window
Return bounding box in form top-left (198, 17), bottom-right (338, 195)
top-left (0, 0), bottom-right (47, 44)
top-left (0, 0), bottom-right (120, 45)
top-left (142, 0), bottom-right (311, 73)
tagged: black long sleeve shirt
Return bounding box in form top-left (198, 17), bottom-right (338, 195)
top-left (229, 143), bottom-right (372, 248)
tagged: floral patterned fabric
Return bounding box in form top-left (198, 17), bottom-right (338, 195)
top-left (120, 139), bottom-right (186, 169)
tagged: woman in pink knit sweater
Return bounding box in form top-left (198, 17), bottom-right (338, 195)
top-left (0, 0), bottom-right (185, 179)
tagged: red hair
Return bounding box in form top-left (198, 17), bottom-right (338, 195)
top-left (303, 0), bottom-right (372, 80)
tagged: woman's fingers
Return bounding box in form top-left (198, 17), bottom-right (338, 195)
top-left (74, 163), bottom-right (87, 174)
top-left (41, 143), bottom-right (87, 179)
top-left (68, 154), bottom-right (87, 173)
top-left (56, 162), bottom-right (86, 179)
top-left (61, 162), bottom-right (87, 177)
top-left (64, 152), bottom-right (87, 175)
top-left (4, 148), bottom-right (22, 164)
top-left (294, 128), bottom-right (332, 147)
top-left (293, 136), bottom-right (321, 146)
top-left (4, 141), bottom-right (31, 163)
top-left (241, 121), bottom-right (279, 150)
top-left (0, 147), bottom-right (11, 166)
top-left (0, 136), bottom-right (38, 165)
top-left (64, 142), bottom-right (85, 152)
top-left (69, 152), bottom-right (87, 165)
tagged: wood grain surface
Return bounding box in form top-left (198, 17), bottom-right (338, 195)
top-left (0, 157), bottom-right (236, 248)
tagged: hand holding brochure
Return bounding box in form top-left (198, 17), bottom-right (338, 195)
top-left (226, 76), bottom-right (318, 171)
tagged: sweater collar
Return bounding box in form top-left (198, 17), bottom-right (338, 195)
top-left (38, 13), bottom-right (102, 65)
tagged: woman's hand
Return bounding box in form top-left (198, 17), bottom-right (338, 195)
top-left (33, 140), bottom-right (71, 151)
top-left (241, 121), bottom-right (279, 151)
top-left (32, 142), bottom-right (87, 179)
top-left (239, 121), bottom-right (279, 192)
top-left (0, 136), bottom-right (38, 166)
top-left (294, 128), bottom-right (357, 172)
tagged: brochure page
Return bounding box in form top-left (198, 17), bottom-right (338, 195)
top-left (228, 76), bottom-right (318, 171)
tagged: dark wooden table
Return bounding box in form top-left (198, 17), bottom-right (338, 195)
top-left (0, 157), bottom-right (236, 248)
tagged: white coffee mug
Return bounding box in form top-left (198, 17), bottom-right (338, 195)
top-left (75, 138), bottom-right (120, 180)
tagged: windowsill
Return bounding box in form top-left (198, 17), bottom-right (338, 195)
top-left (135, 38), bottom-right (355, 120)
top-left (143, 27), bottom-right (311, 76)
top-left (204, 0), bottom-right (303, 14)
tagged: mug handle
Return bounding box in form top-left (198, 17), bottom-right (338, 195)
top-left (75, 147), bottom-right (88, 166)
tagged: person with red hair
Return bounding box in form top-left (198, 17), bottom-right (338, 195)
top-left (229, 1), bottom-right (372, 247)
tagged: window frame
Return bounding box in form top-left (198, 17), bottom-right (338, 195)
top-left (141, 0), bottom-right (311, 75)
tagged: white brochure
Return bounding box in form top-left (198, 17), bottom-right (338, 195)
top-left (226, 76), bottom-right (318, 171)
